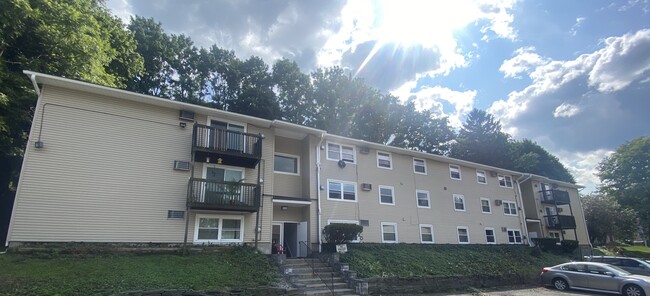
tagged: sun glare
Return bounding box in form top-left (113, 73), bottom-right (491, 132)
top-left (375, 0), bottom-right (477, 46)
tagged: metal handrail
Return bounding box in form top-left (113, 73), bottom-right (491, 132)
top-left (299, 241), bottom-right (335, 296)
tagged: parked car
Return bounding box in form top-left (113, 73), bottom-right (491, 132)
top-left (540, 262), bottom-right (650, 296)
top-left (586, 256), bottom-right (650, 276)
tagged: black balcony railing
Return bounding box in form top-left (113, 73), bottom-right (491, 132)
top-left (188, 178), bottom-right (260, 212)
top-left (192, 124), bottom-right (262, 168)
top-left (540, 189), bottom-right (571, 205)
top-left (544, 214), bottom-right (577, 229)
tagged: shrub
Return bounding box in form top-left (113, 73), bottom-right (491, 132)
top-left (531, 238), bottom-right (559, 252)
top-left (561, 240), bottom-right (579, 253)
top-left (323, 224), bottom-right (363, 244)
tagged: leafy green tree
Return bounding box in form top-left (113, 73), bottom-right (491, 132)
top-left (582, 193), bottom-right (638, 245)
top-left (598, 136), bottom-right (650, 243)
top-left (272, 58), bottom-right (312, 124)
top-left (227, 56), bottom-right (280, 120)
top-left (511, 139), bottom-right (575, 183)
top-left (450, 109), bottom-right (512, 168)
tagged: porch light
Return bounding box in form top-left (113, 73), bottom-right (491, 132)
top-left (35, 141), bottom-right (44, 148)
top-left (281, 206), bottom-right (288, 211)
top-left (179, 122), bottom-right (187, 128)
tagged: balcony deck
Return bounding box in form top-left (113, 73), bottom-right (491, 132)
top-left (540, 189), bottom-right (571, 205)
top-left (188, 178), bottom-right (260, 212)
top-left (544, 214), bottom-right (577, 229)
top-left (192, 124), bottom-right (262, 168)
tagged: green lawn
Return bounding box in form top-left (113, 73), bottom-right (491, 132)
top-left (340, 244), bottom-right (570, 278)
top-left (0, 247), bottom-right (278, 295)
top-left (623, 245), bottom-right (650, 259)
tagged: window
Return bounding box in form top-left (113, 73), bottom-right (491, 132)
top-left (413, 158), bottom-right (427, 174)
top-left (476, 170), bottom-right (487, 184)
top-left (274, 153), bottom-right (299, 175)
top-left (381, 222), bottom-right (398, 243)
top-left (453, 194), bottom-right (465, 211)
top-left (503, 201), bottom-right (517, 215)
top-left (498, 174), bottom-right (513, 188)
top-left (327, 180), bottom-right (357, 202)
top-left (507, 229), bottom-right (522, 244)
top-left (480, 198), bottom-right (491, 214)
top-left (549, 232), bottom-right (561, 239)
top-left (485, 228), bottom-right (496, 244)
top-left (194, 215), bottom-right (244, 243)
top-left (457, 226), bottom-right (470, 244)
top-left (416, 190), bottom-right (430, 208)
top-left (327, 143), bottom-right (355, 163)
top-left (377, 151), bottom-right (392, 169)
top-left (378, 186), bottom-right (395, 205)
top-left (420, 224), bottom-right (434, 243)
top-left (449, 164), bottom-right (462, 180)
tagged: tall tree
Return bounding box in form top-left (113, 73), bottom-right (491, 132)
top-left (226, 56), bottom-right (280, 119)
top-left (450, 109), bottom-right (512, 168)
top-left (582, 193), bottom-right (638, 245)
top-left (598, 136), bottom-right (650, 243)
top-left (511, 139), bottom-right (575, 183)
top-left (272, 58), bottom-right (312, 125)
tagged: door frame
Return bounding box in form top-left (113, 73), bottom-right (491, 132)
top-left (272, 220), bottom-right (308, 257)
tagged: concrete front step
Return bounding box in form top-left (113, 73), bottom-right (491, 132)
top-left (303, 287), bottom-right (357, 296)
top-left (283, 258), bottom-right (358, 295)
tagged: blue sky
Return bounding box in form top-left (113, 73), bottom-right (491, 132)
top-left (107, 0), bottom-right (650, 192)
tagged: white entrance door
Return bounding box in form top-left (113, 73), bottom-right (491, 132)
top-left (297, 221), bottom-right (308, 257)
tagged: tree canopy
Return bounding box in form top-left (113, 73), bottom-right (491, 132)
top-left (598, 136), bottom-right (650, 242)
top-left (581, 193), bottom-right (638, 245)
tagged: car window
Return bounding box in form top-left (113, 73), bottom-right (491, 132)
top-left (606, 265), bottom-right (632, 276)
top-left (561, 264), bottom-right (578, 271)
top-left (603, 258), bottom-right (620, 265)
top-left (586, 265), bottom-right (608, 274)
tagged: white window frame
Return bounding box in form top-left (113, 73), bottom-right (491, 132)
top-left (381, 222), bottom-right (398, 243)
top-left (480, 197), bottom-right (492, 214)
top-left (498, 174), bottom-right (513, 188)
top-left (413, 158), bottom-right (427, 175)
top-left (453, 194), bottom-right (466, 212)
top-left (377, 151), bottom-right (392, 169)
top-left (507, 229), bottom-right (523, 244)
top-left (194, 214), bottom-right (244, 244)
top-left (416, 190), bottom-right (430, 208)
top-left (449, 164), bottom-right (462, 180)
top-left (327, 219), bottom-right (361, 243)
top-left (327, 179), bottom-right (358, 203)
top-left (476, 170), bottom-right (487, 184)
top-left (419, 224), bottom-right (435, 244)
top-left (273, 152), bottom-right (300, 175)
top-left (485, 227), bottom-right (496, 244)
top-left (457, 226), bottom-right (470, 244)
top-left (378, 185), bottom-right (395, 205)
top-left (503, 201), bottom-right (518, 216)
top-left (326, 142), bottom-right (356, 163)
top-left (549, 231), bottom-right (561, 240)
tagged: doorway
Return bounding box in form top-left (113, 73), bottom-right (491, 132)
top-left (272, 221), bottom-right (307, 257)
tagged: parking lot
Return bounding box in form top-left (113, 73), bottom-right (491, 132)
top-left (430, 286), bottom-right (608, 296)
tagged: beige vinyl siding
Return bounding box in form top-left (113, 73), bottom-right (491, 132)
top-left (273, 136), bottom-right (304, 198)
top-left (319, 144), bottom-right (523, 244)
top-left (10, 86), bottom-right (191, 243)
top-left (250, 125), bottom-right (274, 245)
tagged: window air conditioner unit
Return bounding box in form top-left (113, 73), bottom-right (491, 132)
top-left (501, 227), bottom-right (508, 232)
top-left (490, 171), bottom-right (498, 177)
top-left (173, 160), bottom-right (191, 171)
top-left (494, 199), bottom-right (502, 206)
top-left (361, 183), bottom-right (372, 191)
top-left (359, 146), bottom-right (370, 154)
top-left (557, 207), bottom-right (563, 213)
top-left (179, 110), bottom-right (195, 121)
top-left (360, 220), bottom-right (369, 226)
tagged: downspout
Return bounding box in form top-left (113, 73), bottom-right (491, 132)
top-left (316, 133), bottom-right (325, 253)
top-left (516, 174), bottom-right (533, 246)
top-left (29, 74), bottom-right (41, 96)
top-left (577, 187), bottom-right (594, 255)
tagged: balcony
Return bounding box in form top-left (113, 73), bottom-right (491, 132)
top-left (192, 124), bottom-right (262, 168)
top-left (188, 178), bottom-right (261, 212)
top-left (544, 215), bottom-right (577, 229)
top-left (540, 189), bottom-right (571, 205)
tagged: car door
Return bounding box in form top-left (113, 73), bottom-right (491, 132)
top-left (566, 264), bottom-right (592, 288)
top-left (621, 259), bottom-right (650, 276)
top-left (585, 265), bottom-right (619, 292)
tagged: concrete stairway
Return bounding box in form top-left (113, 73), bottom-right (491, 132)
top-left (285, 258), bottom-right (358, 296)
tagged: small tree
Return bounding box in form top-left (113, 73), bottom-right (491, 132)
top-left (323, 224), bottom-right (363, 245)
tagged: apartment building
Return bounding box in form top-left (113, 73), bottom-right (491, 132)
top-left (6, 71), bottom-right (589, 255)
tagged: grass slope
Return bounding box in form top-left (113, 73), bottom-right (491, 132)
top-left (340, 244), bottom-right (569, 278)
top-left (0, 247), bottom-right (277, 295)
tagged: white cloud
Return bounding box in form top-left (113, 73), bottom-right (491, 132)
top-left (478, 0), bottom-right (518, 41)
top-left (588, 29), bottom-right (650, 92)
top-left (556, 149), bottom-right (613, 193)
top-left (500, 47), bottom-right (549, 78)
top-left (399, 86), bottom-right (477, 128)
top-left (553, 103), bottom-right (581, 118)
top-left (569, 17), bottom-right (586, 36)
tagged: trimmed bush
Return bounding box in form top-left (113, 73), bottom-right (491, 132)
top-left (531, 238), bottom-right (560, 251)
top-left (322, 224), bottom-right (363, 245)
top-left (561, 240), bottom-right (579, 253)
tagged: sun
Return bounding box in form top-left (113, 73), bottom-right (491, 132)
top-left (374, 0), bottom-right (478, 46)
